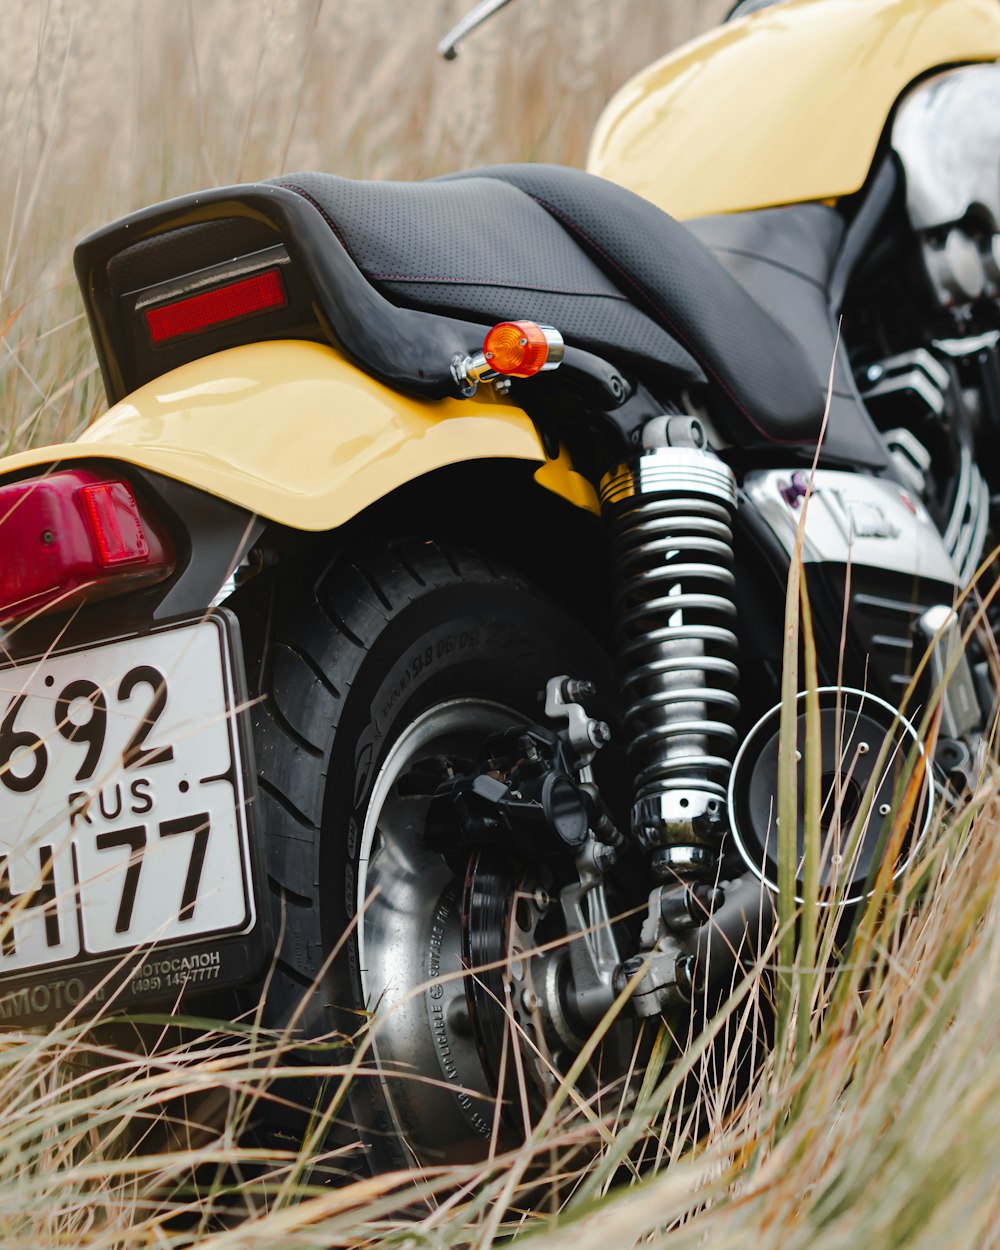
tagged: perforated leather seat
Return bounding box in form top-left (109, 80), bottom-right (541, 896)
top-left (686, 202), bottom-right (888, 467)
top-left (269, 164), bottom-right (828, 444)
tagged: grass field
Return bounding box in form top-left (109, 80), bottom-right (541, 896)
top-left (0, 0), bottom-right (722, 454)
top-left (3, 2), bottom-right (1000, 1247)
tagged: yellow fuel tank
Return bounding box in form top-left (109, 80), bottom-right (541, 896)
top-left (587, 0), bottom-right (1000, 220)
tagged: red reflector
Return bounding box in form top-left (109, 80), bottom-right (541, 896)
top-left (145, 269), bottom-right (286, 344)
top-left (0, 469), bottom-right (173, 625)
top-left (79, 480), bottom-right (149, 565)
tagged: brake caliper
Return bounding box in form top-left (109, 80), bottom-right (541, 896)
top-left (424, 677), bottom-right (625, 1039)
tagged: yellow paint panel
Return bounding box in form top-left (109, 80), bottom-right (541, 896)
top-left (0, 340), bottom-right (595, 529)
top-left (587, 0), bottom-right (1000, 219)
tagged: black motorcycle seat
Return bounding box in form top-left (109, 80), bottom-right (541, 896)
top-left (687, 204), bottom-right (889, 468)
top-left (269, 165), bottom-right (827, 443)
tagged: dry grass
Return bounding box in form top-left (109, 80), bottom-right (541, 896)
top-left (3, 758), bottom-right (1000, 1249)
top-left (3, 2), bottom-right (1000, 1248)
top-left (0, 0), bottom-right (725, 452)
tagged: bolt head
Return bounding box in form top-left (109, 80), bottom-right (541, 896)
top-left (565, 677), bottom-right (596, 700)
top-left (674, 954), bottom-right (698, 999)
top-left (589, 720), bottom-right (612, 747)
top-left (595, 843), bottom-right (617, 871)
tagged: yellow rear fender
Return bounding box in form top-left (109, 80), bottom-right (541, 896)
top-left (0, 340), bottom-right (598, 528)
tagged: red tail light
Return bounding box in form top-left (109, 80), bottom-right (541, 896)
top-left (0, 469), bottom-right (174, 625)
top-left (144, 269), bottom-right (287, 345)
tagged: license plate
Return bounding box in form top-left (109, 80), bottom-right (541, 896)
top-left (0, 612), bottom-right (262, 1024)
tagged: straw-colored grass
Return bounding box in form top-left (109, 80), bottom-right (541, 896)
top-left (0, 0), bottom-right (724, 453)
top-left (3, 2), bottom-right (1000, 1247)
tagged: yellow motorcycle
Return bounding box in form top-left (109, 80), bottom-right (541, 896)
top-left (0, 0), bottom-right (996, 1173)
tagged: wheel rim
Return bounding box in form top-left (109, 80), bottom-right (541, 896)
top-left (357, 698), bottom-right (535, 1165)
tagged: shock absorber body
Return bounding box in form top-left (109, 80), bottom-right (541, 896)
top-left (600, 423), bottom-right (739, 881)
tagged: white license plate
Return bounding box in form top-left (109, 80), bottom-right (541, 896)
top-left (0, 615), bottom-right (255, 981)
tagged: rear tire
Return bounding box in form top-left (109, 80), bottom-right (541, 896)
top-left (249, 539), bottom-right (617, 1175)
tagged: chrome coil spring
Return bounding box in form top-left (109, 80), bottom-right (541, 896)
top-left (614, 494), bottom-right (739, 796)
top-left (601, 443), bottom-right (739, 867)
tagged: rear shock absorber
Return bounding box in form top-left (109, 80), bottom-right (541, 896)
top-left (600, 418), bottom-right (739, 880)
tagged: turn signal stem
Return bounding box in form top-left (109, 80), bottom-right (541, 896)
top-left (452, 320), bottom-right (564, 397)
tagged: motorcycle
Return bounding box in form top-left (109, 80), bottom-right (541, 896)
top-left (0, 0), bottom-right (997, 1176)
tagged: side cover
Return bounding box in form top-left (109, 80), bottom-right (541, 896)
top-left (587, 0), bottom-right (1000, 220)
top-left (0, 341), bottom-right (597, 530)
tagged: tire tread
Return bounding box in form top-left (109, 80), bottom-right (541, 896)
top-left (247, 538), bottom-right (602, 1175)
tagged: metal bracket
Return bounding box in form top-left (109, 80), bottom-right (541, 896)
top-left (544, 674), bottom-right (611, 770)
top-left (450, 350), bottom-right (498, 398)
top-left (918, 605), bottom-right (982, 740)
top-left (556, 837), bottom-right (621, 1026)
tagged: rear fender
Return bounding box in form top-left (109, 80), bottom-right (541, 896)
top-left (0, 340), bottom-right (598, 529)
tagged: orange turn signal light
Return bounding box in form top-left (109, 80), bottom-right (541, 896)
top-left (483, 320), bottom-right (552, 378)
